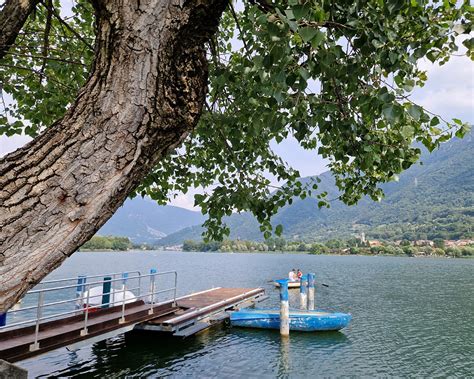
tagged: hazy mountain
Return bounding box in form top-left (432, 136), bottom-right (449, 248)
top-left (159, 131), bottom-right (473, 245)
top-left (97, 197), bottom-right (205, 243)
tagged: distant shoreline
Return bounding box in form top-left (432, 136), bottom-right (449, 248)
top-left (78, 249), bottom-right (473, 258)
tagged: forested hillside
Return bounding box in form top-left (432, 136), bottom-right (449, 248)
top-left (160, 131), bottom-right (473, 245)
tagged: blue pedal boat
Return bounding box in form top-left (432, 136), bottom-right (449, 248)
top-left (274, 274), bottom-right (308, 288)
top-left (230, 309), bottom-right (351, 332)
top-left (274, 280), bottom-right (301, 289)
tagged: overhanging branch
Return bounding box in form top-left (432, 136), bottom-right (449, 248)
top-left (0, 0), bottom-right (40, 60)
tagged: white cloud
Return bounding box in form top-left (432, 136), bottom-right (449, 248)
top-left (413, 54), bottom-right (474, 123)
top-left (169, 192), bottom-right (199, 211)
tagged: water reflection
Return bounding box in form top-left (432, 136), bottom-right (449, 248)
top-left (230, 327), bottom-right (349, 346)
top-left (278, 337), bottom-right (291, 379)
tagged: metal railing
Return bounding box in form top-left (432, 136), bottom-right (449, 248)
top-left (0, 270), bottom-right (178, 352)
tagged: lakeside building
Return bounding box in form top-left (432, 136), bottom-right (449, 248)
top-left (368, 240), bottom-right (382, 247)
top-left (444, 239), bottom-right (474, 247)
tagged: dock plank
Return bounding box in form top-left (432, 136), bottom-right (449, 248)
top-left (156, 288), bottom-right (265, 327)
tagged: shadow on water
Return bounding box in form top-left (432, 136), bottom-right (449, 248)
top-left (38, 328), bottom-right (225, 378)
top-left (37, 324), bottom-right (350, 378)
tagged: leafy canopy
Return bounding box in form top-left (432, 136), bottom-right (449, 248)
top-left (0, 0), bottom-right (472, 240)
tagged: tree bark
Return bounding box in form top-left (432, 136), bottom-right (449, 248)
top-left (0, 0), bottom-right (40, 60)
top-left (0, 0), bottom-right (227, 312)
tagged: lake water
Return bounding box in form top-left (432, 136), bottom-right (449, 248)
top-left (16, 252), bottom-right (474, 378)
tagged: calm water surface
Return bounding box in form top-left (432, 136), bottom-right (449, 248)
top-left (16, 252), bottom-right (474, 378)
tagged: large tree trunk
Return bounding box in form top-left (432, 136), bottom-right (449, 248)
top-left (0, 0), bottom-right (227, 312)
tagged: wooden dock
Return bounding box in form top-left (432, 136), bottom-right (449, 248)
top-left (138, 287), bottom-right (266, 336)
top-left (0, 287), bottom-right (265, 363)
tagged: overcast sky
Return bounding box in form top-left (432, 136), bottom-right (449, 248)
top-left (1, 20), bottom-right (473, 210)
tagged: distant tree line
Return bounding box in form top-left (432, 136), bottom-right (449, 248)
top-left (182, 238), bottom-right (474, 258)
top-left (79, 235), bottom-right (474, 257)
top-left (80, 236), bottom-right (132, 251)
top-left (80, 236), bottom-right (161, 251)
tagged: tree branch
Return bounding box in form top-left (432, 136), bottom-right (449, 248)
top-left (39, 0), bottom-right (53, 81)
top-left (229, 1), bottom-right (251, 58)
top-left (0, 63), bottom-right (77, 91)
top-left (39, 0), bottom-right (94, 51)
top-left (3, 51), bottom-right (87, 66)
top-left (248, 0), bottom-right (274, 13)
top-left (0, 0), bottom-right (40, 60)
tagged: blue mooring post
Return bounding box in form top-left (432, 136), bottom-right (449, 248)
top-left (101, 276), bottom-right (112, 308)
top-left (121, 272), bottom-right (128, 287)
top-left (278, 280), bottom-right (290, 336)
top-left (149, 269), bottom-right (157, 314)
top-left (300, 275), bottom-right (308, 310)
top-left (75, 275), bottom-right (87, 310)
top-left (121, 272), bottom-right (128, 299)
top-left (0, 312), bottom-right (6, 327)
top-left (307, 273), bottom-right (315, 310)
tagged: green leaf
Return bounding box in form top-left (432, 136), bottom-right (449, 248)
top-left (462, 37), bottom-right (474, 51)
top-left (310, 30), bottom-right (325, 49)
top-left (275, 224), bottom-right (283, 236)
top-left (403, 79), bottom-right (415, 92)
top-left (401, 125), bottom-right (414, 138)
top-left (292, 4), bottom-right (310, 20)
top-left (371, 39), bottom-right (384, 49)
top-left (382, 104), bottom-right (403, 123)
top-left (299, 27), bottom-right (318, 43)
top-left (455, 124), bottom-right (471, 138)
top-left (407, 104), bottom-right (422, 121)
top-left (430, 117), bottom-right (440, 126)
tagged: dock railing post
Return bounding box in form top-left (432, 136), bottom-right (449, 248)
top-left (101, 276), bottom-right (112, 309)
top-left (278, 280), bottom-right (290, 337)
top-left (307, 273), bottom-right (315, 310)
top-left (119, 272), bottom-right (128, 324)
top-left (173, 271), bottom-right (178, 307)
top-left (138, 273), bottom-right (142, 298)
top-left (0, 313), bottom-right (6, 327)
top-left (81, 284), bottom-right (90, 336)
top-left (75, 275), bottom-right (86, 311)
top-left (29, 291), bottom-right (44, 351)
top-left (149, 269), bottom-right (156, 315)
top-left (300, 275), bottom-right (308, 310)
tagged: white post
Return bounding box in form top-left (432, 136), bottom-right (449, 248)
top-left (300, 275), bottom-right (308, 310)
top-left (81, 285), bottom-right (90, 336)
top-left (29, 291), bottom-right (44, 351)
top-left (149, 268), bottom-right (156, 315)
top-left (307, 273), bottom-right (315, 310)
top-left (279, 280), bottom-right (290, 337)
top-left (75, 275), bottom-right (86, 311)
top-left (119, 272), bottom-right (128, 324)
